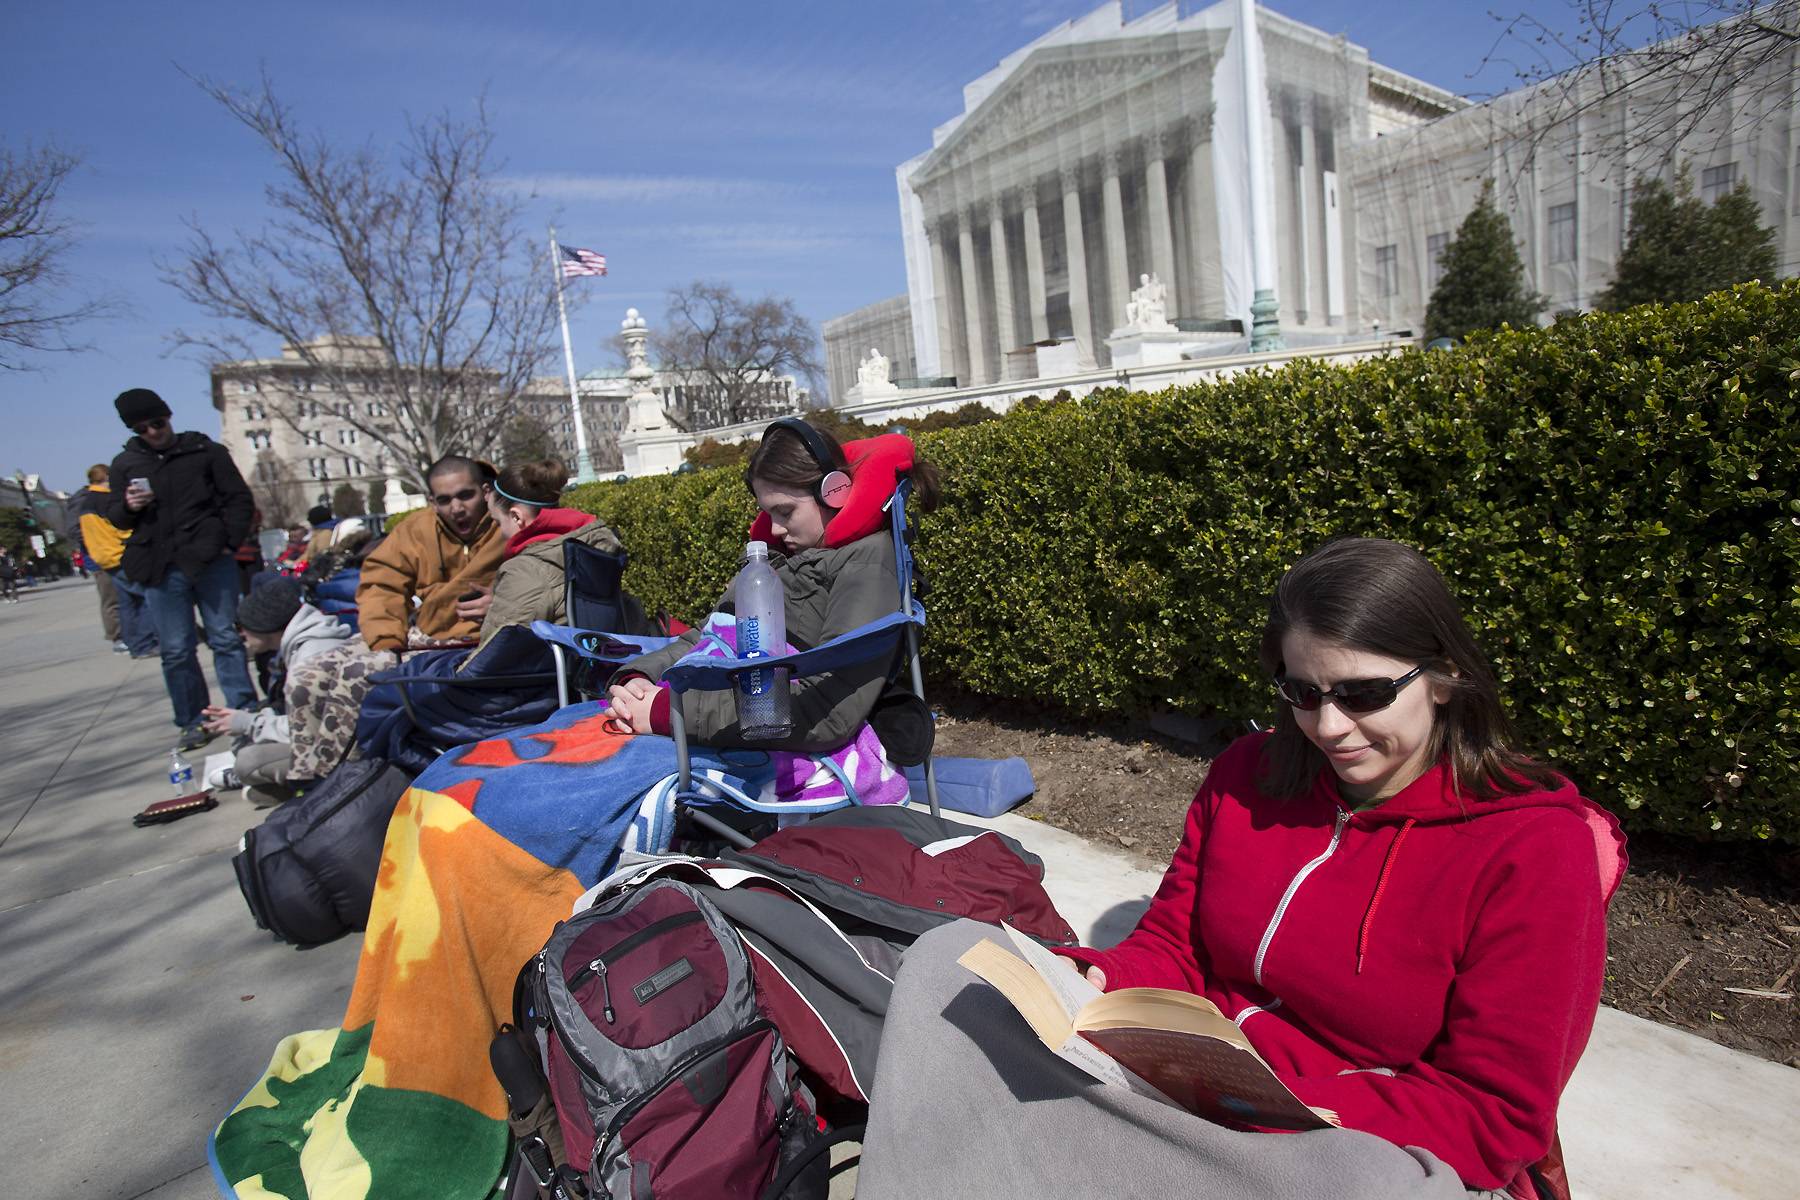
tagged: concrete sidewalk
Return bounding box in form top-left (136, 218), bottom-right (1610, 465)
top-left (2, 576), bottom-right (1796, 1197)
top-left (0, 579), bottom-right (360, 1200)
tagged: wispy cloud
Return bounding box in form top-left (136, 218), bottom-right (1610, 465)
top-left (500, 174), bottom-right (794, 204)
top-left (613, 222), bottom-right (875, 257)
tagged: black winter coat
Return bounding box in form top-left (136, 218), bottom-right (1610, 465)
top-left (106, 431), bottom-right (255, 586)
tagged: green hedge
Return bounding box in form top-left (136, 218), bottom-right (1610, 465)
top-left (564, 283), bottom-right (1799, 843)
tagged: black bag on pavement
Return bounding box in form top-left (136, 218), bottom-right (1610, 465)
top-left (231, 757), bottom-right (413, 946)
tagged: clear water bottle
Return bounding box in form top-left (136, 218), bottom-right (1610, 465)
top-left (734, 541), bottom-right (792, 740)
top-left (169, 748), bottom-right (195, 797)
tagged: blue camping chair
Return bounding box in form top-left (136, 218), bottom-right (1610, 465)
top-left (537, 478), bottom-right (942, 848)
top-left (537, 538), bottom-right (677, 708)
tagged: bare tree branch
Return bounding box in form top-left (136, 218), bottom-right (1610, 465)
top-left (161, 71), bottom-right (561, 488)
top-left (0, 142), bottom-right (118, 368)
top-left (651, 280), bottom-right (818, 428)
top-left (1471, 1), bottom-right (1800, 182)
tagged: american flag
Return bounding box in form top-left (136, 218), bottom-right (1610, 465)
top-left (559, 245), bottom-right (608, 278)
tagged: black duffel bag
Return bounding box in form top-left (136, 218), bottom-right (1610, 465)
top-left (231, 757), bottom-right (413, 946)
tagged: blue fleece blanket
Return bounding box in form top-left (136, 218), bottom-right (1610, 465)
top-left (411, 701), bottom-right (774, 884)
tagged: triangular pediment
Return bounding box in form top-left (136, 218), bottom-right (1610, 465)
top-left (913, 30), bottom-right (1224, 187)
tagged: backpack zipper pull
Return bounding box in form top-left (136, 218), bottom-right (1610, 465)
top-left (590, 957), bottom-right (616, 1023)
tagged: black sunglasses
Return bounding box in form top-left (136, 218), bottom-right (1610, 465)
top-left (1273, 664), bottom-right (1428, 714)
top-left (132, 418), bottom-right (169, 435)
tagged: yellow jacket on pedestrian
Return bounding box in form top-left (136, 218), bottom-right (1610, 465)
top-left (78, 483), bottom-right (129, 571)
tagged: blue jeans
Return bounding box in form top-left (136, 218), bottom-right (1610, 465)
top-left (110, 571), bottom-right (159, 656)
top-left (143, 556), bottom-right (256, 728)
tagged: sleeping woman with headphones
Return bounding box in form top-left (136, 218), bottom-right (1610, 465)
top-left (606, 418), bottom-right (939, 754)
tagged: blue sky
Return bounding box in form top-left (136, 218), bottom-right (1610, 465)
top-left (3, 0), bottom-right (1567, 492)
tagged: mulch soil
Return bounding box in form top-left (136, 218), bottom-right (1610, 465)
top-left (929, 695), bottom-right (1800, 1069)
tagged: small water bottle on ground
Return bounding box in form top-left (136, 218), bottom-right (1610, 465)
top-left (169, 748), bottom-right (195, 797)
top-left (734, 541), bottom-right (792, 741)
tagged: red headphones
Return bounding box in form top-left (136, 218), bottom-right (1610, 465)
top-left (764, 418), bottom-right (853, 507)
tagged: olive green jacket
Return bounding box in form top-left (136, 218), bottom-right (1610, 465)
top-left (620, 532), bottom-right (900, 753)
top-left (477, 520), bottom-right (631, 649)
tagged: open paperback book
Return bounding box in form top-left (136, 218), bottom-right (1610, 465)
top-left (958, 925), bottom-right (1333, 1132)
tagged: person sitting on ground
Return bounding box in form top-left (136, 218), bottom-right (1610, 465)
top-left (355, 456), bottom-right (504, 653)
top-left (273, 526), bottom-right (309, 574)
top-left (201, 576), bottom-right (355, 807)
top-left (854, 536), bottom-right (1628, 1200)
top-left (474, 459), bottom-right (646, 649)
top-left (302, 504), bottom-right (337, 563)
top-left (607, 418), bottom-right (939, 755)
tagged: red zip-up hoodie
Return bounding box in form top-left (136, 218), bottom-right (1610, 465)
top-left (1057, 733), bottom-right (1626, 1196)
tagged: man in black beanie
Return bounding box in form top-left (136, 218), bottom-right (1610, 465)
top-left (105, 387), bottom-right (257, 752)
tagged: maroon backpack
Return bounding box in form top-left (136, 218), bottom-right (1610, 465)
top-left (512, 878), bottom-right (822, 1200)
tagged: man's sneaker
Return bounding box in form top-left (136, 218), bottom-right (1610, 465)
top-left (112, 640), bottom-right (131, 654)
top-left (178, 724), bottom-right (212, 753)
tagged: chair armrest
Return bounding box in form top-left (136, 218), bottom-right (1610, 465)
top-left (660, 610), bottom-right (918, 696)
top-left (530, 620), bottom-right (677, 662)
top-left (368, 670), bottom-right (559, 690)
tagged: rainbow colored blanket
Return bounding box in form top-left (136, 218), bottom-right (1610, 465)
top-left (208, 705), bottom-right (769, 1200)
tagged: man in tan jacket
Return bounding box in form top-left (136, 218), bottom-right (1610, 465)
top-left (355, 456), bottom-right (504, 652)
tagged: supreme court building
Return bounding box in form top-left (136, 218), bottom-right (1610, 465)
top-left (823, 0), bottom-right (1799, 401)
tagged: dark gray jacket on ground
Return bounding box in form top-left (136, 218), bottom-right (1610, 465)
top-left (620, 531), bottom-right (900, 753)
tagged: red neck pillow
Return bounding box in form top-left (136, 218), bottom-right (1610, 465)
top-left (748, 432), bottom-right (915, 551)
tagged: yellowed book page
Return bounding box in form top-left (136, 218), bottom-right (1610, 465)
top-left (999, 922), bottom-right (1102, 1017)
top-left (956, 938), bottom-right (1076, 1048)
top-left (956, 937), bottom-right (1178, 1105)
top-left (1079, 989), bottom-right (1257, 1055)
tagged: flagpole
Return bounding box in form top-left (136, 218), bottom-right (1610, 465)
top-left (549, 225), bottom-right (598, 484)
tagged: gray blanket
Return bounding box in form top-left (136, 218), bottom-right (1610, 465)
top-left (855, 919), bottom-right (1505, 1200)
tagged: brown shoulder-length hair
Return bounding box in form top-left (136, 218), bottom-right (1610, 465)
top-left (744, 422), bottom-right (941, 513)
top-left (1256, 537), bottom-right (1561, 800)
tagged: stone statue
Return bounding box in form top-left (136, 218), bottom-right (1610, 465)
top-left (857, 346), bottom-right (891, 389)
top-left (1127, 272), bottom-right (1172, 331)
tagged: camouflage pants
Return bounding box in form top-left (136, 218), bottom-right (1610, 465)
top-left (285, 643), bottom-right (396, 780)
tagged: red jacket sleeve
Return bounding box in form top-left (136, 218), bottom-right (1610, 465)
top-left (1052, 768), bottom-right (1224, 993)
top-left (1278, 812), bottom-right (1607, 1191)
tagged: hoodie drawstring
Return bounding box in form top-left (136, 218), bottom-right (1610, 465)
top-left (1356, 817), bottom-right (1415, 975)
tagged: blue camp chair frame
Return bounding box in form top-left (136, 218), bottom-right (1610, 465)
top-left (664, 478), bottom-right (940, 845)
top-left (535, 622), bottom-right (675, 707)
top-left (534, 478), bottom-right (941, 847)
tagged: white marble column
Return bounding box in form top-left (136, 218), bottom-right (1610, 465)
top-left (1019, 184), bottom-right (1049, 343)
top-left (1145, 131), bottom-right (1178, 309)
top-left (1296, 113), bottom-right (1317, 324)
top-left (1101, 147), bottom-right (1131, 332)
top-left (1302, 109), bottom-right (1330, 323)
top-left (1060, 163), bottom-right (1092, 357)
top-left (989, 198), bottom-right (1016, 373)
top-left (1185, 115), bottom-right (1223, 318)
top-left (957, 206), bottom-right (989, 385)
top-left (928, 220), bottom-right (962, 382)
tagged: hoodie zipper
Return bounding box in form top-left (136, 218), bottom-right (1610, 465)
top-left (1251, 807), bottom-right (1349, 986)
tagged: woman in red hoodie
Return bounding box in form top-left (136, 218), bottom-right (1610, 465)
top-left (856, 537), bottom-right (1627, 1200)
top-left (473, 459), bottom-right (645, 648)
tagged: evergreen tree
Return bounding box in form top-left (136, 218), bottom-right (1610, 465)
top-left (1699, 183), bottom-right (1779, 297)
top-left (1600, 167), bottom-right (1781, 310)
top-left (1424, 181), bottom-right (1546, 340)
